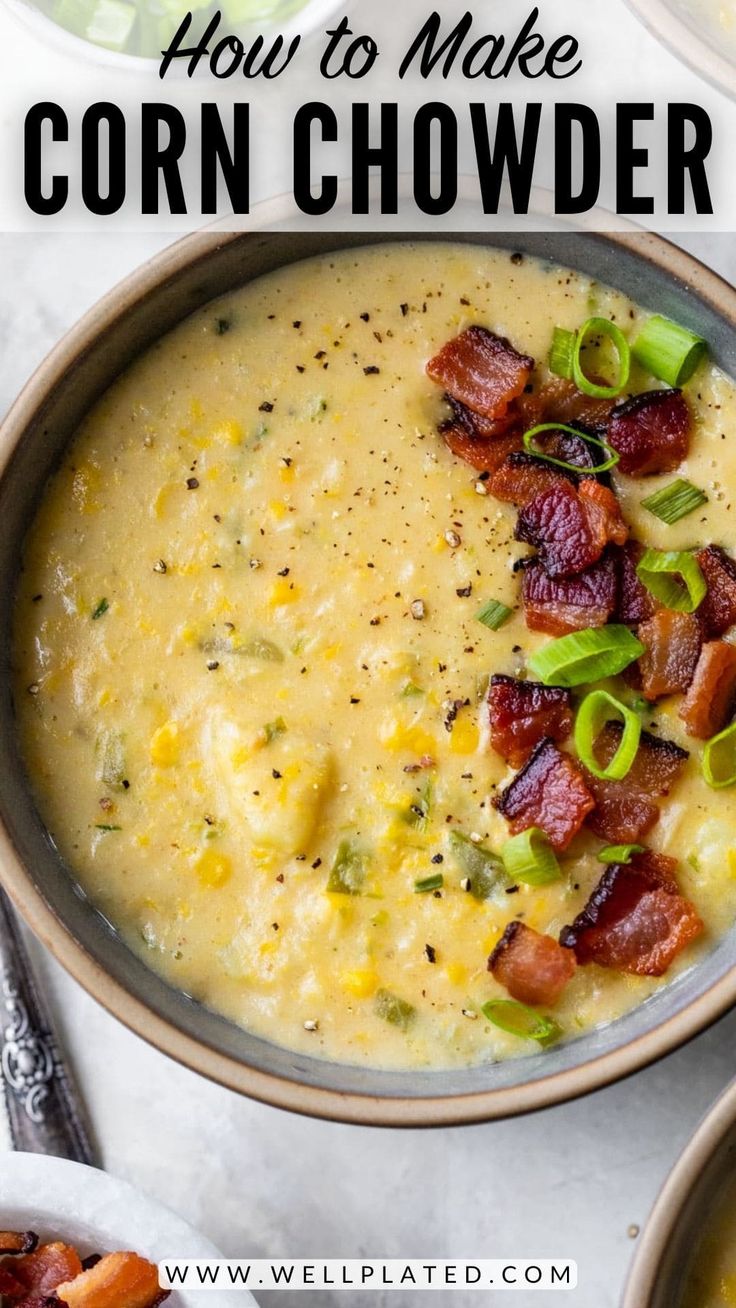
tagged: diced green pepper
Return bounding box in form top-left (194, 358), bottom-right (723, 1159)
top-left (450, 830), bottom-right (504, 900)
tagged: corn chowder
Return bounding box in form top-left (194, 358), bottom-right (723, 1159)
top-left (13, 243), bottom-right (736, 1069)
top-left (682, 1172), bottom-right (736, 1308)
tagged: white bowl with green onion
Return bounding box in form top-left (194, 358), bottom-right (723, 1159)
top-left (5, 0), bottom-right (348, 67)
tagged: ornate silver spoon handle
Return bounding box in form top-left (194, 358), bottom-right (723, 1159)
top-left (0, 887), bottom-right (97, 1163)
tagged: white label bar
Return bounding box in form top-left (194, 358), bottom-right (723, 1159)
top-left (159, 1259), bottom-right (578, 1291)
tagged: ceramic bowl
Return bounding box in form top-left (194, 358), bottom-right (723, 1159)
top-left (622, 1076), bottom-right (736, 1306)
top-left (0, 1151), bottom-right (255, 1307)
top-left (625, 0), bottom-right (736, 100)
top-left (2, 229), bottom-right (736, 1126)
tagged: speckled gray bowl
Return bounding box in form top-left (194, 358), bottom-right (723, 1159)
top-left (623, 1076), bottom-right (736, 1306)
top-left (1, 230), bottom-right (736, 1126)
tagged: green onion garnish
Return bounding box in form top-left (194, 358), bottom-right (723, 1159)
top-left (481, 999), bottom-right (562, 1047)
top-left (374, 989), bottom-right (415, 1030)
top-left (402, 780), bottom-right (432, 830)
top-left (476, 599), bottom-right (513, 631)
top-left (92, 598), bottom-right (109, 620)
top-left (598, 843), bottom-right (645, 864)
top-left (500, 827), bottom-right (560, 886)
top-left (632, 315), bottom-right (707, 387)
top-left (574, 690), bottom-right (642, 781)
top-left (414, 872), bottom-right (443, 893)
top-left (94, 823), bottom-right (121, 832)
top-left (523, 422), bottom-right (620, 475)
top-left (636, 549), bottom-right (706, 614)
top-left (327, 840), bottom-right (366, 895)
top-left (702, 720), bottom-right (736, 789)
top-left (572, 317), bottom-right (631, 399)
top-left (549, 326), bottom-right (575, 380)
top-left (263, 716), bottom-right (286, 743)
top-left (449, 831), bottom-right (504, 901)
top-left (640, 479), bottom-right (708, 525)
top-left (527, 626), bottom-right (645, 688)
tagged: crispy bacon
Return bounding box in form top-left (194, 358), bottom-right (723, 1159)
top-left (615, 541), bottom-right (658, 624)
top-left (443, 394), bottom-right (515, 440)
top-left (585, 723), bottom-right (689, 843)
top-left (488, 922), bottom-right (576, 1006)
top-left (55, 1252), bottom-right (169, 1308)
top-left (521, 554), bottom-right (617, 635)
top-left (494, 738), bottom-right (595, 850)
top-left (488, 675), bottom-right (573, 768)
top-left (517, 376), bottom-right (617, 433)
top-left (608, 388), bottom-right (691, 476)
top-left (0, 1268), bottom-right (24, 1298)
top-left (559, 853), bottom-right (703, 976)
top-left (515, 479), bottom-right (621, 577)
top-left (426, 327), bottom-right (534, 421)
top-left (637, 610), bottom-right (702, 700)
top-left (680, 640), bottom-right (736, 739)
top-left (440, 423), bottom-right (523, 473)
top-left (489, 452), bottom-right (572, 508)
top-left (697, 546), bottom-right (736, 639)
top-left (3, 1243), bottom-right (83, 1305)
top-left (0, 1235), bottom-right (38, 1257)
top-left (578, 480), bottom-right (628, 546)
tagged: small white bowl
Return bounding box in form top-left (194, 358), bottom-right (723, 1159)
top-left (0, 1153), bottom-right (255, 1307)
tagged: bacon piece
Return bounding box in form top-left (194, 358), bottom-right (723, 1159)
top-left (585, 723), bottom-right (689, 843)
top-left (0, 1235), bottom-right (38, 1257)
top-left (696, 546), bottom-right (736, 638)
top-left (608, 388), bottom-right (691, 476)
top-left (488, 452), bottom-right (572, 508)
top-left (56, 1252), bottom-right (168, 1308)
top-left (578, 480), bottom-right (628, 547)
top-left (494, 738), bottom-right (595, 850)
top-left (680, 640), bottom-right (736, 739)
top-left (616, 541), bottom-right (657, 624)
top-left (637, 609), bottom-right (702, 700)
top-left (488, 922), bottom-right (576, 1006)
top-left (0, 1267), bottom-right (25, 1298)
top-left (515, 479), bottom-right (619, 577)
top-left (5, 1243), bottom-right (83, 1305)
top-left (522, 554), bottom-right (617, 635)
top-left (426, 327), bottom-right (534, 421)
top-left (440, 423), bottom-right (522, 473)
top-left (559, 854), bottom-right (703, 976)
top-left (517, 376), bottom-right (617, 433)
top-left (488, 675), bottom-right (573, 768)
top-left (443, 394), bottom-right (515, 440)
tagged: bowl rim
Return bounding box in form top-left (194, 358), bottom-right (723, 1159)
top-left (621, 1075), bottom-right (736, 1306)
top-left (624, 0), bottom-right (736, 101)
top-left (2, 228), bottom-right (736, 1127)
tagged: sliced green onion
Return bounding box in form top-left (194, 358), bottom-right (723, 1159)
top-left (262, 716), bottom-right (286, 743)
top-left (549, 326), bottom-right (575, 380)
top-left (640, 479), bottom-right (708, 525)
top-left (574, 690), bottom-right (642, 781)
top-left (500, 828), bottom-right (560, 886)
top-left (476, 599), bottom-right (513, 631)
top-left (572, 317), bottom-right (631, 399)
top-left (702, 720), bottom-right (736, 789)
top-left (636, 549), bottom-right (706, 614)
top-left (449, 831), bottom-right (504, 901)
top-left (327, 840), bottom-right (366, 895)
top-left (523, 422), bottom-right (620, 475)
top-left (481, 999), bottom-right (562, 1047)
top-left (414, 872), bottom-right (443, 894)
top-left (527, 626), bottom-right (645, 688)
top-left (374, 989), bottom-right (415, 1030)
top-left (632, 315), bottom-right (707, 387)
top-left (94, 823), bottom-right (121, 832)
top-left (598, 843), bottom-right (645, 864)
top-left (402, 780), bottom-right (432, 830)
top-left (91, 597), bottom-right (109, 620)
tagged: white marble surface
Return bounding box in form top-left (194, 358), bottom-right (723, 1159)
top-left (2, 231), bottom-right (736, 1308)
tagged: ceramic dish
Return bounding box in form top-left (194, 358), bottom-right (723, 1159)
top-left (3, 230), bottom-right (736, 1126)
top-left (622, 1075), bottom-right (736, 1307)
top-left (0, 1152), bottom-right (254, 1307)
top-left (625, 0), bottom-right (736, 100)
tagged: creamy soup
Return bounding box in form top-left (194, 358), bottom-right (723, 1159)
top-left (682, 1170), bottom-right (736, 1307)
top-left (13, 243), bottom-right (736, 1070)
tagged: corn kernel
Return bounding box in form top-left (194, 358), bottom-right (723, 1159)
top-left (380, 720), bottom-right (437, 757)
top-left (269, 578), bottom-right (300, 606)
top-left (150, 721), bottom-right (181, 767)
top-left (450, 719), bottom-right (479, 755)
top-left (195, 848), bottom-right (233, 889)
top-left (213, 419), bottom-right (243, 445)
top-left (445, 962), bottom-right (467, 986)
top-left (269, 499), bottom-right (288, 520)
top-left (341, 969), bottom-right (379, 998)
